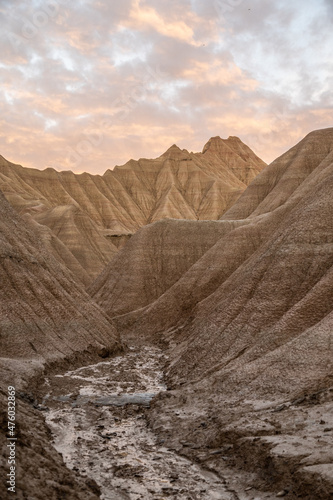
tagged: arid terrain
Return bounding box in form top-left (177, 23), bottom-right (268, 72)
top-left (0, 136), bottom-right (265, 285)
top-left (1, 130), bottom-right (332, 499)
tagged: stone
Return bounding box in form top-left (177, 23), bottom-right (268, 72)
top-left (276, 490), bottom-right (288, 497)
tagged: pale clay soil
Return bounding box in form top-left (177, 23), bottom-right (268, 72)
top-left (39, 346), bottom-right (290, 500)
top-left (38, 345), bottom-right (333, 499)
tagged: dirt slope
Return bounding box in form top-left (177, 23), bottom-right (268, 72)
top-left (0, 188), bottom-right (121, 365)
top-left (0, 137), bottom-right (265, 283)
top-left (91, 128), bottom-right (333, 497)
top-left (89, 218), bottom-right (249, 318)
top-left (94, 128), bottom-right (333, 398)
top-left (0, 187), bottom-right (125, 499)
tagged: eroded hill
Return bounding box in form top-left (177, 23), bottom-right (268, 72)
top-left (0, 187), bottom-right (125, 499)
top-left (90, 128), bottom-right (333, 497)
top-left (0, 137), bottom-right (265, 284)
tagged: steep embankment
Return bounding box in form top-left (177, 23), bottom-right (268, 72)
top-left (33, 205), bottom-right (118, 286)
top-left (92, 129), bottom-right (333, 397)
top-left (0, 190), bottom-right (121, 365)
top-left (0, 136), bottom-right (265, 283)
top-left (0, 188), bottom-right (124, 499)
top-left (89, 218), bottom-right (249, 318)
top-left (91, 128), bottom-right (333, 497)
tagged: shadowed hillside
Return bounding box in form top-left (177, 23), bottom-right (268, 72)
top-left (92, 129), bottom-right (333, 396)
top-left (0, 187), bottom-right (124, 499)
top-left (90, 128), bottom-right (333, 497)
top-left (0, 189), bottom-right (121, 367)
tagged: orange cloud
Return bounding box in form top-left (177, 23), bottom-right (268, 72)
top-left (125, 0), bottom-right (201, 45)
top-left (1, 0), bottom-right (332, 175)
top-left (182, 60), bottom-right (258, 91)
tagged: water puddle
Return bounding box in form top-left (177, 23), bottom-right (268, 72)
top-left (43, 346), bottom-right (236, 499)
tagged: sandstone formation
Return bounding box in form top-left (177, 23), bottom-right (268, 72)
top-left (93, 128), bottom-right (333, 393)
top-left (0, 189), bottom-right (121, 364)
top-left (0, 188), bottom-right (124, 499)
top-left (89, 218), bottom-right (250, 318)
top-left (33, 205), bottom-right (119, 287)
top-left (0, 137), bottom-right (265, 283)
top-left (91, 128), bottom-right (333, 497)
top-left (2, 127), bottom-right (332, 497)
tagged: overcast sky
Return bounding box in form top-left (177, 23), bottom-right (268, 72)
top-left (0, 0), bottom-right (332, 174)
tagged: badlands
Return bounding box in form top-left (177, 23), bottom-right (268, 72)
top-left (0, 136), bottom-right (264, 285)
top-left (0, 129), bottom-right (332, 499)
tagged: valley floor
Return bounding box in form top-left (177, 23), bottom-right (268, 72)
top-left (37, 344), bottom-right (306, 500)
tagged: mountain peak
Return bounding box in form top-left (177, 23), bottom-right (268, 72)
top-left (0, 134), bottom-right (264, 284)
top-left (160, 144), bottom-right (183, 157)
top-left (202, 136), bottom-right (243, 154)
top-left (202, 135), bottom-right (266, 171)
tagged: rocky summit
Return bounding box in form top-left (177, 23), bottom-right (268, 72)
top-left (1, 129), bottom-right (333, 499)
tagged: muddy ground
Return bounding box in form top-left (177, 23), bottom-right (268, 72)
top-left (5, 343), bottom-right (332, 500)
top-left (42, 346), bottom-right (267, 499)
top-left (148, 380), bottom-right (333, 499)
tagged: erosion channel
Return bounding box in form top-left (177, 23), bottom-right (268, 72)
top-left (40, 346), bottom-right (276, 500)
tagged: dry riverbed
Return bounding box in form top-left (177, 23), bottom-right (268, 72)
top-left (40, 347), bottom-right (236, 499)
top-left (39, 346), bottom-right (292, 500)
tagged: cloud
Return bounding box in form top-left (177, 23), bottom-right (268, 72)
top-left (0, 0), bottom-right (332, 174)
top-left (125, 0), bottom-right (199, 45)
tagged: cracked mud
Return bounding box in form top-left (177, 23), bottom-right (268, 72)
top-left (42, 347), bottom-right (245, 500)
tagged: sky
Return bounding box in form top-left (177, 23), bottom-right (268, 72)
top-left (0, 0), bottom-right (332, 174)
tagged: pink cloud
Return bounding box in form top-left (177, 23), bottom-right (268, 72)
top-left (0, 0), bottom-right (332, 174)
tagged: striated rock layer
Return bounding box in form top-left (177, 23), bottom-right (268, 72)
top-left (91, 128), bottom-right (333, 496)
top-left (88, 218), bottom-right (250, 318)
top-left (0, 137), bottom-right (265, 283)
top-left (0, 189), bottom-right (121, 364)
top-left (0, 187), bottom-right (124, 499)
top-left (93, 128), bottom-right (333, 394)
